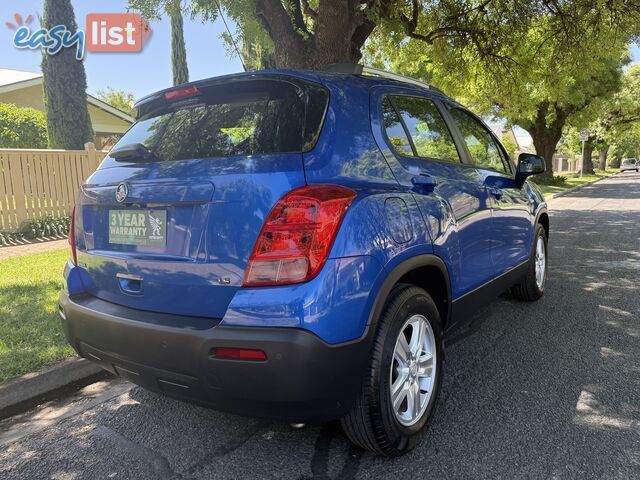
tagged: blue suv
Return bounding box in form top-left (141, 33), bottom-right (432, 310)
top-left (59, 66), bottom-right (548, 456)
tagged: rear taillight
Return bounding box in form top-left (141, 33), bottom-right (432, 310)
top-left (243, 185), bottom-right (356, 287)
top-left (164, 86), bottom-right (199, 101)
top-left (69, 206), bottom-right (77, 266)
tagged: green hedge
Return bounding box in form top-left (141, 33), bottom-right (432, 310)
top-left (0, 103), bottom-right (48, 149)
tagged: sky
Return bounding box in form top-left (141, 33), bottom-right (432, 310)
top-left (0, 0), bottom-right (244, 99)
top-left (0, 1), bottom-right (638, 102)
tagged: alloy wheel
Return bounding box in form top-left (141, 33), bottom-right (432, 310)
top-left (390, 314), bottom-right (437, 426)
top-left (535, 236), bottom-right (546, 290)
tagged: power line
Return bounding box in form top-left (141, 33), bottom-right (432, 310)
top-left (214, 0), bottom-right (247, 72)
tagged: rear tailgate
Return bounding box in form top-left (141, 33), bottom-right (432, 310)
top-left (73, 76), bottom-right (328, 318)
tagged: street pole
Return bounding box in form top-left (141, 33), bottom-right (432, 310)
top-left (579, 129), bottom-right (589, 178)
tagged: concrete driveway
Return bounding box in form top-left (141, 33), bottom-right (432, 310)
top-left (1, 173), bottom-right (639, 479)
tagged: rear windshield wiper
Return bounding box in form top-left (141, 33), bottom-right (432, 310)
top-left (109, 143), bottom-right (159, 162)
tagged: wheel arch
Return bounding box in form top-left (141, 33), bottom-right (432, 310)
top-left (368, 255), bottom-right (452, 331)
top-left (536, 208), bottom-right (550, 240)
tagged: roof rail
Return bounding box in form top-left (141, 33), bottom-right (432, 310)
top-left (326, 63), bottom-right (442, 93)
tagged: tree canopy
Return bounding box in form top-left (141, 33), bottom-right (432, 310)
top-left (365, 5), bottom-right (636, 175)
top-left (184, 0), bottom-right (640, 71)
top-left (126, 1), bottom-right (640, 174)
top-left (573, 64), bottom-right (640, 169)
top-left (97, 88), bottom-right (136, 116)
top-left (593, 64), bottom-right (640, 133)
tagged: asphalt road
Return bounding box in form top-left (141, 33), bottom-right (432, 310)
top-left (1, 173), bottom-right (639, 480)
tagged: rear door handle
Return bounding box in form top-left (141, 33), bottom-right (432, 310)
top-left (411, 175), bottom-right (438, 188)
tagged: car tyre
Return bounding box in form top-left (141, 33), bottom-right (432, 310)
top-left (341, 285), bottom-right (443, 456)
top-left (511, 223), bottom-right (547, 301)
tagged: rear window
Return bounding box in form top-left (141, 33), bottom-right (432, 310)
top-left (622, 159), bottom-right (637, 164)
top-left (108, 79), bottom-right (328, 162)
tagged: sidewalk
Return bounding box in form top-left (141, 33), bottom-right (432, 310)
top-left (0, 239), bottom-right (68, 260)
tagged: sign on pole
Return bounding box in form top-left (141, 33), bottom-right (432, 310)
top-left (580, 129), bottom-right (589, 142)
top-left (579, 129), bottom-right (589, 177)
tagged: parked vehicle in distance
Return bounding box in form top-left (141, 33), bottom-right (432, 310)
top-left (59, 65), bottom-right (549, 456)
top-left (620, 158), bottom-right (639, 172)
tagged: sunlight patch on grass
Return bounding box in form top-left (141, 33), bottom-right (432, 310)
top-left (0, 249), bottom-right (73, 381)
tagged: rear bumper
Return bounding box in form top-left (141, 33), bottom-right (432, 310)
top-left (58, 292), bottom-right (371, 422)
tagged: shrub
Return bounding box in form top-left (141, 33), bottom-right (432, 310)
top-left (0, 103), bottom-right (48, 148)
top-left (0, 215), bottom-right (70, 246)
top-left (533, 175), bottom-right (568, 186)
top-left (21, 215), bottom-right (71, 238)
top-left (552, 175), bottom-right (568, 186)
top-left (0, 230), bottom-right (21, 246)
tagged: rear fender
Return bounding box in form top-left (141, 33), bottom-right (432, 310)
top-left (365, 254), bottom-right (452, 332)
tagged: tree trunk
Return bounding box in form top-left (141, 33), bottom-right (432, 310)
top-left (530, 132), bottom-right (561, 180)
top-left (170, 8), bottom-right (189, 85)
top-left (582, 142), bottom-right (595, 174)
top-left (598, 144), bottom-right (609, 170)
top-left (255, 0), bottom-right (373, 69)
top-left (522, 102), bottom-right (566, 180)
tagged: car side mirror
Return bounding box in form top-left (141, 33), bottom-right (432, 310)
top-left (516, 153), bottom-right (546, 187)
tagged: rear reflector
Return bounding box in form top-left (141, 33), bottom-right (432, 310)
top-left (164, 86), bottom-right (199, 101)
top-left (69, 206), bottom-right (77, 265)
top-left (211, 347), bottom-right (267, 361)
top-left (243, 185), bottom-right (356, 287)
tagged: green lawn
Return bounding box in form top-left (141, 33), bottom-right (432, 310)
top-left (534, 169), bottom-right (618, 198)
top-left (0, 249), bottom-right (74, 382)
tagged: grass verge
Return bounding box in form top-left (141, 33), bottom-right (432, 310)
top-left (534, 169), bottom-right (618, 198)
top-left (0, 249), bottom-right (73, 382)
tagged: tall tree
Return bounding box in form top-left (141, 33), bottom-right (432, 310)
top-left (41, 0), bottom-right (93, 149)
top-left (132, 1), bottom-right (640, 177)
top-left (130, 0), bottom-right (190, 85)
top-left (611, 126), bottom-right (640, 165)
top-left (365, 12), bottom-right (632, 177)
top-left (191, 1), bottom-right (640, 71)
top-left (557, 64), bottom-right (640, 172)
top-left (168, 0), bottom-right (190, 84)
top-left (582, 63), bottom-right (640, 169)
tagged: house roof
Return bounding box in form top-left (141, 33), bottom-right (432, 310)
top-left (0, 67), bottom-right (42, 87)
top-left (0, 67), bottom-right (135, 124)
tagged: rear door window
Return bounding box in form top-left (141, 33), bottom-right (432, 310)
top-left (382, 98), bottom-right (413, 155)
top-left (109, 79), bottom-right (328, 162)
top-left (448, 108), bottom-right (511, 174)
top-left (382, 95), bottom-right (462, 164)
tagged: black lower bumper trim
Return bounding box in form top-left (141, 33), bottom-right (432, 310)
top-left (59, 293), bottom-right (371, 422)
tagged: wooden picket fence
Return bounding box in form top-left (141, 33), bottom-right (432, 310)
top-left (0, 144), bottom-right (107, 231)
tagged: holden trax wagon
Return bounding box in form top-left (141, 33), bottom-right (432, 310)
top-left (59, 65), bottom-right (549, 456)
